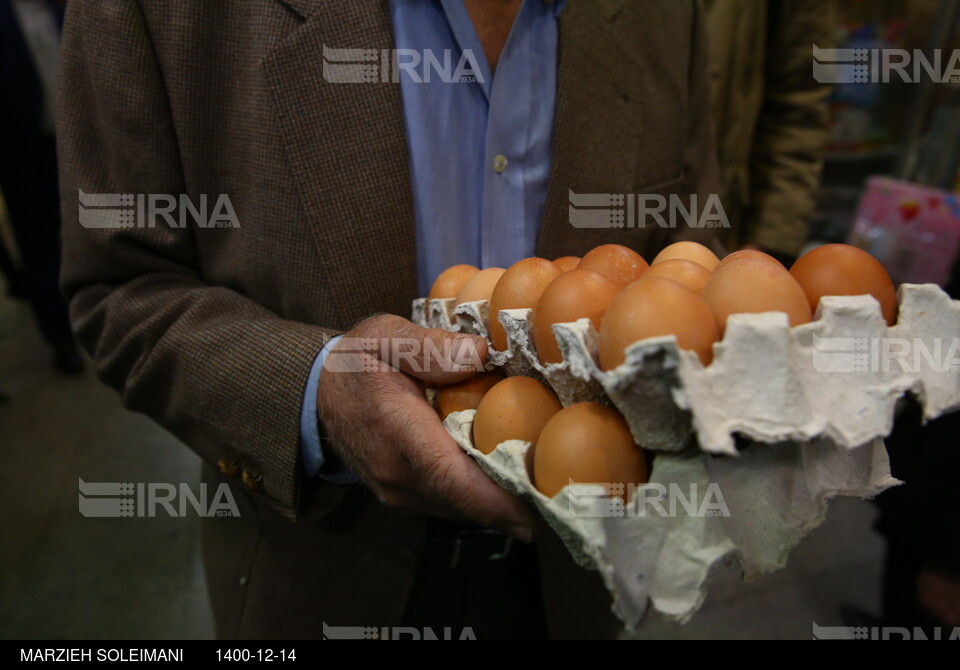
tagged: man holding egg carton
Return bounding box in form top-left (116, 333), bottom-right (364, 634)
top-left (60, 0), bottom-right (732, 639)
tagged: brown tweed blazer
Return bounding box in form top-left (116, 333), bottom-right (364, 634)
top-left (58, 0), bottom-right (720, 637)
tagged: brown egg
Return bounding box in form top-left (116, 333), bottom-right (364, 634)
top-left (643, 258), bottom-right (712, 294)
top-left (455, 267), bottom-right (505, 306)
top-left (702, 257), bottom-right (812, 334)
top-left (718, 249), bottom-right (785, 270)
top-left (533, 269), bottom-right (620, 365)
top-left (553, 256), bottom-right (581, 272)
top-left (488, 258), bottom-right (563, 352)
top-left (789, 244), bottom-right (898, 326)
top-left (599, 276), bottom-right (719, 369)
top-left (652, 241), bottom-right (720, 272)
top-left (436, 371), bottom-right (505, 420)
top-left (473, 376), bottom-right (563, 455)
top-left (427, 264), bottom-right (479, 313)
top-left (534, 402), bottom-right (648, 499)
top-left (577, 244), bottom-right (649, 289)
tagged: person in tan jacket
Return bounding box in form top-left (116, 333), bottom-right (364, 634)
top-left (704, 0), bottom-right (836, 261)
top-left (58, 0), bottom-right (719, 639)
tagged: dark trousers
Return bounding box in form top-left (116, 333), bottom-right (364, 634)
top-left (0, 135), bottom-right (74, 348)
top-left (878, 403), bottom-right (960, 631)
top-left (0, 231), bottom-right (23, 295)
top-left (400, 518), bottom-right (549, 640)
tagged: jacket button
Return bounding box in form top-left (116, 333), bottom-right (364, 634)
top-left (241, 468), bottom-right (263, 493)
top-left (217, 458), bottom-right (240, 477)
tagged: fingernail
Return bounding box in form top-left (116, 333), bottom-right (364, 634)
top-left (508, 524), bottom-right (536, 544)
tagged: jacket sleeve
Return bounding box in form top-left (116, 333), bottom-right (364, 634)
top-left (57, 0), bottom-right (348, 519)
top-left (745, 0), bottom-right (835, 257)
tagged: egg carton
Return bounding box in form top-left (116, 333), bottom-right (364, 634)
top-left (443, 410), bottom-right (897, 629)
top-left (413, 284), bottom-right (960, 453)
top-left (414, 285), bottom-right (958, 628)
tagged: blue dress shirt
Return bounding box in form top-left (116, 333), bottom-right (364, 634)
top-left (301, 0), bottom-right (564, 479)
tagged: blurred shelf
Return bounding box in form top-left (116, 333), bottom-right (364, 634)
top-left (824, 147), bottom-right (903, 162)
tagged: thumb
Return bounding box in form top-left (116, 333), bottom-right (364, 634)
top-left (364, 314), bottom-right (488, 385)
top-left (395, 391), bottom-right (538, 541)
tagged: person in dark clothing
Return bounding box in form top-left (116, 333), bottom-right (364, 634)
top-left (875, 246), bottom-right (960, 630)
top-left (0, 231), bottom-right (27, 300)
top-left (0, 0), bottom-right (81, 375)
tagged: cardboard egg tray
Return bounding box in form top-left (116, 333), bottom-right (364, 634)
top-left (412, 284), bottom-right (959, 629)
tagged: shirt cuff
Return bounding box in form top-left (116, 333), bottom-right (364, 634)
top-left (300, 335), bottom-right (358, 484)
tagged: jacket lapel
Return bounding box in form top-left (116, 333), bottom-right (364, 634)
top-left (539, 0), bottom-right (659, 258)
top-left (263, 0), bottom-right (419, 320)
top-left (265, 0), bottom-right (653, 314)
top-left (272, 0), bottom-right (319, 20)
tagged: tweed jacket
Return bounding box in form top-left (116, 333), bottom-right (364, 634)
top-left (58, 0), bottom-right (720, 637)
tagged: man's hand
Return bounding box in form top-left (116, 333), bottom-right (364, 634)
top-left (316, 314), bottom-right (537, 542)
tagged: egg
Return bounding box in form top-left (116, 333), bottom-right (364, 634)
top-left (553, 256), bottom-right (581, 272)
top-left (702, 257), bottom-right (812, 334)
top-left (488, 258), bottom-right (563, 352)
top-left (533, 402), bottom-right (648, 499)
top-left (455, 267), bottom-right (505, 306)
top-left (428, 264), bottom-right (479, 311)
top-left (533, 269), bottom-right (620, 365)
top-left (577, 244), bottom-right (649, 289)
top-left (642, 258), bottom-right (711, 294)
top-left (718, 249), bottom-right (785, 270)
top-left (473, 376), bottom-right (563, 455)
top-left (652, 241), bottom-right (720, 272)
top-left (599, 276), bottom-right (719, 368)
top-left (789, 244), bottom-right (898, 326)
top-left (436, 371), bottom-right (505, 420)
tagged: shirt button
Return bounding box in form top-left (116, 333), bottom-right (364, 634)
top-left (241, 468), bottom-right (263, 493)
top-left (217, 458), bottom-right (240, 477)
top-left (492, 154), bottom-right (508, 173)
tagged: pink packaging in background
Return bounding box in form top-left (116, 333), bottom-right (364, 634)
top-left (847, 176), bottom-right (960, 287)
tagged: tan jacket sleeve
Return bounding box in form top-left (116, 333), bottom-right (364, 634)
top-left (746, 0), bottom-right (835, 256)
top-left (57, 0), bottom-right (346, 519)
